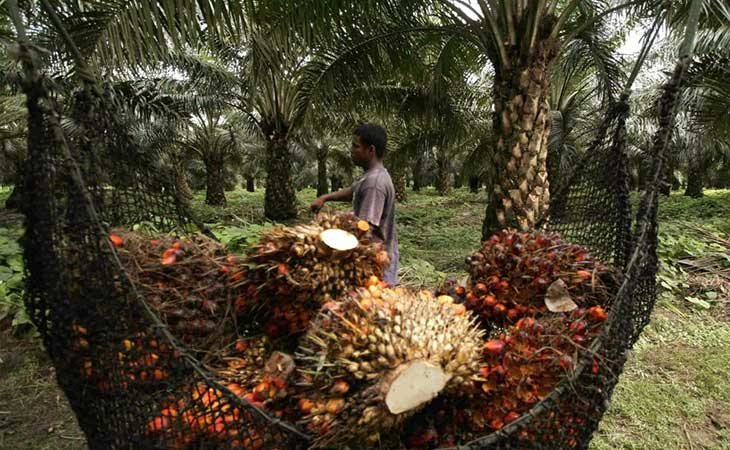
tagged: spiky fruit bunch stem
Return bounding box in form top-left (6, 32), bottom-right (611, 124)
top-left (292, 287), bottom-right (484, 448)
top-left (235, 213), bottom-right (389, 338)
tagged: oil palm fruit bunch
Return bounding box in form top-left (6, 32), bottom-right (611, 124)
top-left (291, 286), bottom-right (484, 448)
top-left (144, 381), bottom-right (271, 450)
top-left (146, 351), bottom-right (298, 450)
top-left (109, 230), bottom-right (240, 352)
top-left (402, 305), bottom-right (609, 448)
top-left (234, 212), bottom-right (389, 338)
top-left (210, 336), bottom-right (271, 389)
top-left (475, 308), bottom-right (607, 430)
top-left (403, 397), bottom-right (481, 449)
top-left (461, 230), bottom-right (615, 327)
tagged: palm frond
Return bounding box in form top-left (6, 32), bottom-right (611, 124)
top-left (29, 1), bottom-right (249, 70)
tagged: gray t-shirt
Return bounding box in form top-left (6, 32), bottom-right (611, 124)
top-left (352, 166), bottom-right (399, 285)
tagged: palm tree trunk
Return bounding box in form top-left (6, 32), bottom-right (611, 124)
top-left (245, 176), bottom-right (255, 192)
top-left (468, 176), bottom-right (480, 193)
top-left (684, 161), bottom-right (704, 197)
top-left (174, 162), bottom-right (193, 204)
top-left (393, 168), bottom-right (407, 203)
top-left (264, 133), bottom-right (297, 221)
top-left (316, 147), bottom-right (329, 197)
top-left (412, 155), bottom-right (423, 192)
top-left (204, 156), bottom-right (226, 206)
top-left (436, 150), bottom-right (451, 196)
top-left (482, 63), bottom-right (552, 239)
top-left (659, 160), bottom-right (673, 195)
top-left (331, 174), bottom-right (345, 192)
top-left (453, 171), bottom-right (463, 189)
top-left (4, 141), bottom-right (24, 210)
top-left (4, 182), bottom-right (23, 210)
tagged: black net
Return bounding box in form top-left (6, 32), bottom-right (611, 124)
top-left (16, 32), bottom-right (687, 449)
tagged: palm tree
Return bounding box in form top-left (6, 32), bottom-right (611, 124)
top-left (0, 86), bottom-right (27, 209)
top-left (623, 3), bottom-right (730, 196)
top-left (546, 55), bottom-right (605, 194)
top-left (180, 109), bottom-right (245, 206)
top-left (296, 132), bottom-right (344, 197)
top-left (274, 0), bottom-right (626, 237)
top-left (172, 29), bottom-right (407, 220)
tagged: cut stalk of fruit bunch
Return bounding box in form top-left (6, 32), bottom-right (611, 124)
top-left (292, 287), bottom-right (484, 448)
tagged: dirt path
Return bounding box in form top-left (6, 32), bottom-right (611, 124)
top-left (0, 332), bottom-right (87, 450)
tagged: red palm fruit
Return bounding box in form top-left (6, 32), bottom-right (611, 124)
top-left (407, 427), bottom-right (438, 448)
top-left (454, 286), bottom-right (466, 297)
top-left (504, 411), bottom-right (520, 423)
top-left (494, 303), bottom-right (507, 315)
top-left (483, 339), bottom-right (505, 355)
top-left (330, 380), bottom-right (350, 395)
top-left (587, 306), bottom-right (608, 321)
top-left (242, 393), bottom-right (263, 407)
top-left (109, 234), bottom-right (124, 247)
top-left (161, 248), bottom-right (177, 265)
top-left (277, 264), bottom-right (289, 275)
top-left (227, 383), bottom-right (246, 398)
top-left (298, 398), bottom-right (314, 414)
top-left (569, 320), bottom-right (587, 334)
top-left (483, 295), bottom-right (497, 307)
top-left (365, 275), bottom-right (380, 288)
top-left (558, 354), bottom-right (574, 370)
top-left (230, 271), bottom-right (244, 281)
top-left (160, 407), bottom-right (178, 417)
top-left (147, 415), bottom-right (170, 433)
top-left (474, 282), bottom-right (488, 296)
top-left (576, 270), bottom-right (592, 280)
top-left (234, 340), bottom-right (248, 353)
top-left (325, 398), bottom-right (345, 414)
top-left (490, 418), bottom-right (504, 430)
top-left (465, 291), bottom-right (479, 305)
top-left (263, 323), bottom-right (279, 337)
top-left (206, 418), bottom-right (226, 437)
top-left (515, 317), bottom-right (535, 329)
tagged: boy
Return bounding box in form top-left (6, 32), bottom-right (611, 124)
top-left (310, 123), bottom-right (399, 285)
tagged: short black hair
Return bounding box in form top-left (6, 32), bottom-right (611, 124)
top-left (354, 122), bottom-right (387, 159)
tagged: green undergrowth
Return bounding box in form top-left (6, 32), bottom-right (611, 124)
top-left (591, 308), bottom-right (730, 449)
top-left (656, 190), bottom-right (730, 312)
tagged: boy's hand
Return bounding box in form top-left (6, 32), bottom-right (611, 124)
top-left (310, 197), bottom-right (326, 213)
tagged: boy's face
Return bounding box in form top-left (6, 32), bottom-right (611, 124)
top-left (350, 135), bottom-right (375, 168)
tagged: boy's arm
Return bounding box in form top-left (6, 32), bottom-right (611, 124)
top-left (311, 187), bottom-right (353, 212)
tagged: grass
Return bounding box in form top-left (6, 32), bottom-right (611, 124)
top-left (1, 186), bottom-right (729, 449)
top-left (591, 309), bottom-right (730, 450)
top-left (0, 335), bottom-right (86, 450)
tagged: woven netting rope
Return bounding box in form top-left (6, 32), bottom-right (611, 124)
top-left (12, 5), bottom-right (693, 450)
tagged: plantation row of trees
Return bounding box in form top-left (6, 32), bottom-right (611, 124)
top-left (1, 0), bottom-right (729, 237)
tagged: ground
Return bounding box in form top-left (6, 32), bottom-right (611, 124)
top-left (0, 187), bottom-right (728, 449)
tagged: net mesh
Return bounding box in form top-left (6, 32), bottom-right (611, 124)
top-left (17, 34), bottom-right (687, 449)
